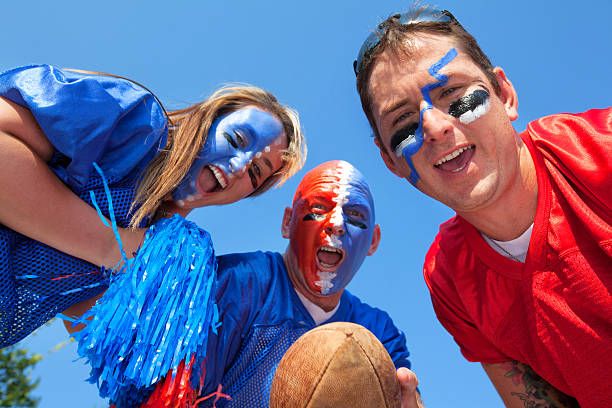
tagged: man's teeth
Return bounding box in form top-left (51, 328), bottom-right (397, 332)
top-left (319, 247), bottom-right (342, 268)
top-left (435, 146), bottom-right (473, 166)
top-left (210, 166), bottom-right (227, 189)
top-left (320, 247), bottom-right (342, 254)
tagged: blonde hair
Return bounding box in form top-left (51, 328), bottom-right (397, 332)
top-left (129, 85), bottom-right (307, 227)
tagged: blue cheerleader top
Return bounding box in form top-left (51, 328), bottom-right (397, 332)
top-left (0, 65), bottom-right (168, 347)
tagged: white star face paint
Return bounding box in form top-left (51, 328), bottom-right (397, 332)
top-left (289, 161), bottom-right (376, 296)
top-left (448, 89), bottom-right (491, 124)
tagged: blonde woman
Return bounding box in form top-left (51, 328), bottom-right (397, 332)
top-left (0, 65), bottom-right (306, 349)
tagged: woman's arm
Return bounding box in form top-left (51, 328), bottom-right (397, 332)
top-left (0, 96), bottom-right (143, 268)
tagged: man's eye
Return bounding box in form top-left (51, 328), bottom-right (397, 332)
top-left (345, 209), bottom-right (363, 219)
top-left (440, 87), bottom-right (458, 98)
top-left (223, 132), bottom-right (238, 149)
top-left (303, 213), bottom-right (325, 221)
top-left (395, 111), bottom-right (413, 124)
top-left (345, 209), bottom-right (367, 229)
top-left (252, 162), bottom-right (261, 178)
top-left (312, 204), bottom-right (327, 211)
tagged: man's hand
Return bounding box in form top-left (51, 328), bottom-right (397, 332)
top-left (397, 367), bottom-right (423, 408)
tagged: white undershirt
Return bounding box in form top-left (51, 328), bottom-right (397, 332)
top-left (295, 289), bottom-right (339, 326)
top-left (481, 224), bottom-right (533, 263)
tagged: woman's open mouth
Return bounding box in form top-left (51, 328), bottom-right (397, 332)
top-left (316, 246), bottom-right (344, 270)
top-left (199, 165), bottom-right (229, 194)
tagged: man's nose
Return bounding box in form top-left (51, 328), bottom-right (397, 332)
top-left (325, 223), bottom-right (345, 236)
top-left (325, 208), bottom-right (345, 236)
top-left (419, 103), bottom-right (454, 143)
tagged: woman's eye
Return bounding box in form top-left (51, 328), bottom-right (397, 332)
top-left (223, 132), bottom-right (239, 149)
top-left (253, 162), bottom-right (261, 178)
top-left (234, 130), bottom-right (247, 148)
top-left (248, 168), bottom-right (258, 189)
top-left (312, 204), bottom-right (327, 211)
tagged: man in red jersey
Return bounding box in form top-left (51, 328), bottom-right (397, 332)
top-left (353, 5), bottom-right (611, 408)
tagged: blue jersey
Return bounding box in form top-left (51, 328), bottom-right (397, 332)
top-left (0, 65), bottom-right (167, 347)
top-left (202, 251), bottom-right (411, 407)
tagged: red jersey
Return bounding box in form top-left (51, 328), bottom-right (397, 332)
top-left (424, 107), bottom-right (612, 408)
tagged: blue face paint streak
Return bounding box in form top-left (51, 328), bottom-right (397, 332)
top-left (399, 47), bottom-right (458, 184)
top-left (172, 108), bottom-right (282, 201)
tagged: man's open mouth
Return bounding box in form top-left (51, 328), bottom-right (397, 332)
top-left (316, 246), bottom-right (344, 269)
top-left (434, 145), bottom-right (475, 173)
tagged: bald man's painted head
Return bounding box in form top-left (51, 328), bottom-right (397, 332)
top-left (285, 161), bottom-right (378, 295)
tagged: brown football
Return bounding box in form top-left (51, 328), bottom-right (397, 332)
top-left (269, 321), bottom-right (401, 408)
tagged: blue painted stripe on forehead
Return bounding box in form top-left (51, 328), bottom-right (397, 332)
top-left (402, 48), bottom-right (458, 184)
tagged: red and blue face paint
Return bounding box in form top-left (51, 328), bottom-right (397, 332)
top-left (289, 161), bottom-right (375, 295)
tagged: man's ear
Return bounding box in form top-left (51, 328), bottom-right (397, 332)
top-left (493, 66), bottom-right (518, 121)
top-left (281, 206), bottom-right (293, 239)
top-left (367, 224), bottom-right (381, 256)
top-left (374, 138), bottom-right (404, 179)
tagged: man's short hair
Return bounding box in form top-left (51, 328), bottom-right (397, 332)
top-left (355, 4), bottom-right (500, 154)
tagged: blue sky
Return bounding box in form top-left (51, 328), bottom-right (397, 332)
top-left (4, 0), bottom-right (611, 407)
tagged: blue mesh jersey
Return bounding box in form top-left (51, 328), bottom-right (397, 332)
top-left (201, 251), bottom-right (412, 408)
top-left (0, 65), bottom-right (168, 348)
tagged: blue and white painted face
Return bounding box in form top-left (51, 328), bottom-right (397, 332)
top-left (385, 48), bottom-right (491, 185)
top-left (173, 107), bottom-right (285, 206)
top-left (289, 161), bottom-right (377, 295)
top-left (368, 34), bottom-right (520, 213)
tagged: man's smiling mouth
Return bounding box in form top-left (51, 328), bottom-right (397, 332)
top-left (434, 145), bottom-right (475, 173)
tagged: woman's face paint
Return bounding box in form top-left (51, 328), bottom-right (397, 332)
top-left (173, 107), bottom-right (284, 204)
top-left (391, 47), bottom-right (458, 185)
top-left (289, 161), bottom-right (375, 295)
top-left (448, 89), bottom-right (490, 124)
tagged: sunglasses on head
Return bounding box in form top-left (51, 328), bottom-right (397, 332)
top-left (353, 9), bottom-right (456, 76)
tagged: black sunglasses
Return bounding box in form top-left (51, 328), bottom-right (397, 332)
top-left (353, 9), bottom-right (456, 76)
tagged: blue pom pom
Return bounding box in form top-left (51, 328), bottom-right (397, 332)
top-left (71, 215), bottom-right (220, 407)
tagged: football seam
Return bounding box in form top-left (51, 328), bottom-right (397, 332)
top-left (303, 335), bottom-right (353, 407)
top-left (354, 337), bottom-right (392, 408)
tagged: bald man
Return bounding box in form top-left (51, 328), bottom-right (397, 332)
top-left (199, 160), bottom-right (421, 407)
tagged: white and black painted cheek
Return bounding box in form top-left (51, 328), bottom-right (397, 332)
top-left (448, 89), bottom-right (490, 124)
top-left (392, 123), bottom-right (420, 158)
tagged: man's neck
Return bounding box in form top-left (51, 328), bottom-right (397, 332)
top-left (282, 248), bottom-right (342, 312)
top-left (459, 139), bottom-right (538, 241)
